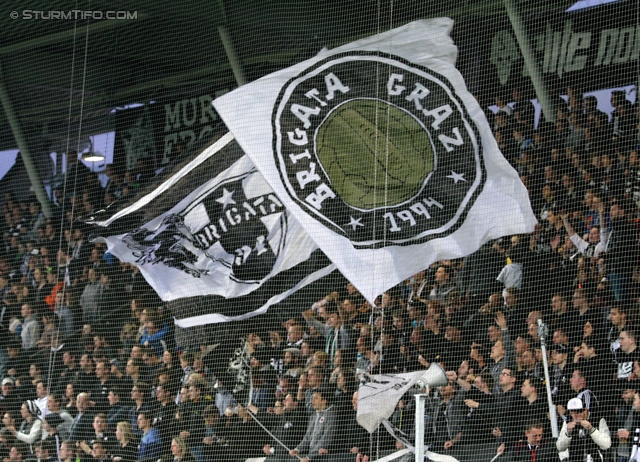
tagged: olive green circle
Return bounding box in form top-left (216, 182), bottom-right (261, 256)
top-left (316, 99), bottom-right (434, 209)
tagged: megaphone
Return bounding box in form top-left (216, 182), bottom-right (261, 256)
top-left (415, 363), bottom-right (448, 390)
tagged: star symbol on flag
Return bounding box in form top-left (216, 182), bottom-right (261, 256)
top-left (347, 216), bottom-right (364, 231)
top-left (216, 188), bottom-right (236, 210)
top-left (447, 171), bottom-right (467, 184)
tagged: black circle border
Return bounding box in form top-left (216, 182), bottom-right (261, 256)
top-left (271, 51), bottom-right (487, 249)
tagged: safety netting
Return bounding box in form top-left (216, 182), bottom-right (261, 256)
top-left (0, 1), bottom-right (638, 461)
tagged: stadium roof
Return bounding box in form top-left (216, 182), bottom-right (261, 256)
top-left (0, 0), bottom-right (611, 155)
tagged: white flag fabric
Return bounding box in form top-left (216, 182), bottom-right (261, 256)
top-left (213, 18), bottom-right (537, 304)
top-left (91, 133), bottom-right (335, 322)
top-left (357, 371), bottom-right (426, 433)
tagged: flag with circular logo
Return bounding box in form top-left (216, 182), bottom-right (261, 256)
top-left (90, 133), bottom-right (336, 324)
top-left (213, 18), bottom-right (537, 303)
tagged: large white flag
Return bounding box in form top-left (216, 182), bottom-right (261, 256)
top-left (91, 133), bottom-right (335, 323)
top-left (213, 18), bottom-right (537, 303)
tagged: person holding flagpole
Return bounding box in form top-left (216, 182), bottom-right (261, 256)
top-left (289, 387), bottom-right (337, 462)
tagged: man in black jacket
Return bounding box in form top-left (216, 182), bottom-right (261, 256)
top-left (153, 383), bottom-right (178, 454)
top-left (519, 379), bottom-right (548, 432)
top-left (69, 393), bottom-right (95, 443)
top-left (90, 362), bottom-right (115, 413)
top-left (370, 330), bottom-right (403, 374)
top-left (179, 382), bottom-right (208, 460)
top-left (493, 368), bottom-right (524, 456)
top-left (4, 339), bottom-right (28, 381)
top-left (606, 199), bottom-right (639, 302)
top-left (512, 420), bottom-right (557, 462)
top-left (262, 393), bottom-right (306, 457)
top-left (77, 413), bottom-right (116, 455)
top-left (54, 350), bottom-right (79, 395)
top-left (0, 378), bottom-right (22, 416)
top-left (75, 354), bottom-right (98, 393)
top-left (446, 367), bottom-right (497, 461)
top-left (105, 386), bottom-right (128, 428)
top-left (459, 242), bottom-right (504, 307)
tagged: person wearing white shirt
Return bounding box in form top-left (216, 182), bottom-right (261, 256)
top-left (34, 381), bottom-right (50, 420)
top-left (6, 400), bottom-right (43, 454)
top-left (560, 205), bottom-right (609, 260)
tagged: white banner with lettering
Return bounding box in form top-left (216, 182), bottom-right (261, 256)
top-left (214, 18), bottom-right (536, 303)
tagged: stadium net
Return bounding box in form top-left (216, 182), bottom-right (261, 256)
top-left (0, 1), bottom-right (638, 461)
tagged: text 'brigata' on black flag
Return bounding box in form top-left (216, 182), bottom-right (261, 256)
top-left (90, 132), bottom-right (335, 325)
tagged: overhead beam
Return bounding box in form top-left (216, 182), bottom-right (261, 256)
top-left (216, 0), bottom-right (246, 87)
top-left (503, 0), bottom-right (556, 123)
top-left (0, 61), bottom-right (52, 217)
top-left (218, 25), bottom-right (246, 87)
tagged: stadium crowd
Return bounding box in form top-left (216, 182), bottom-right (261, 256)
top-left (0, 86), bottom-right (637, 462)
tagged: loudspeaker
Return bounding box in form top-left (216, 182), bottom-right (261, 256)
top-left (416, 363), bottom-right (448, 389)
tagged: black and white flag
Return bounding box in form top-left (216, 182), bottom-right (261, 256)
top-left (213, 18), bottom-right (537, 304)
top-left (357, 370), bottom-right (426, 433)
top-left (91, 132), bottom-right (335, 325)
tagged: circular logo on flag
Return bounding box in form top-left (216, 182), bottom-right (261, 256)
top-left (122, 167), bottom-right (286, 284)
top-left (273, 52), bottom-right (485, 248)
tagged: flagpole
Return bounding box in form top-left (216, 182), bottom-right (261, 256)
top-left (415, 392), bottom-right (427, 462)
top-left (537, 319), bottom-right (559, 437)
top-left (244, 407), bottom-right (302, 460)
